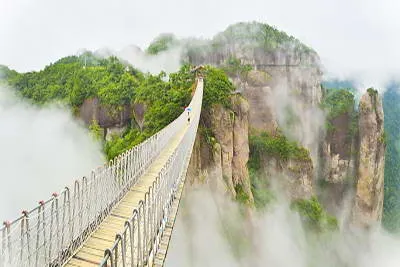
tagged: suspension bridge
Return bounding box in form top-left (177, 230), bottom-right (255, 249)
top-left (0, 78), bottom-right (203, 267)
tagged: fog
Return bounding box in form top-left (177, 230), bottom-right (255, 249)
top-left (166, 186), bottom-right (400, 267)
top-left (0, 86), bottom-right (104, 220)
top-left (102, 45), bottom-right (183, 74)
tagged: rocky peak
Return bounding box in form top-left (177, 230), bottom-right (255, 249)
top-left (352, 89), bottom-right (385, 227)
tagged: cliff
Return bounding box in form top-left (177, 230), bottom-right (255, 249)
top-left (185, 24), bottom-right (386, 227)
top-left (257, 146), bottom-right (314, 200)
top-left (317, 88), bottom-right (385, 227)
top-left (352, 89), bottom-right (385, 227)
top-left (318, 89), bottom-right (357, 214)
top-left (79, 97), bottom-right (147, 141)
top-left (79, 97), bottom-right (131, 139)
top-left (185, 22), bottom-right (323, 202)
top-left (186, 95), bottom-right (254, 203)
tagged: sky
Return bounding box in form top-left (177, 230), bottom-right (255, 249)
top-left (1, 0), bottom-right (400, 88)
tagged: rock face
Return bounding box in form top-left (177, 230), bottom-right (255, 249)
top-left (192, 50), bottom-right (323, 137)
top-left (186, 131), bottom-right (228, 194)
top-left (187, 95), bottom-right (254, 202)
top-left (319, 111), bottom-right (357, 214)
top-left (209, 103), bottom-right (235, 194)
top-left (241, 61), bottom-right (324, 164)
top-left (188, 38), bottom-right (324, 200)
top-left (238, 70), bottom-right (278, 134)
top-left (238, 60), bottom-right (323, 201)
top-left (79, 98), bottom-right (146, 140)
top-left (231, 95), bottom-right (251, 189)
top-left (259, 156), bottom-right (314, 200)
top-left (352, 91), bottom-right (385, 227)
top-left (79, 97), bottom-right (131, 128)
top-left (132, 103), bottom-right (146, 130)
top-left (189, 46), bottom-right (386, 224)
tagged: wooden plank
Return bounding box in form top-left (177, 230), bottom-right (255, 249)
top-left (65, 258), bottom-right (98, 267)
top-left (96, 222), bottom-right (124, 232)
top-left (80, 246), bottom-right (105, 257)
top-left (85, 236), bottom-right (115, 250)
top-left (91, 232), bottom-right (115, 242)
top-left (74, 251), bottom-right (102, 264)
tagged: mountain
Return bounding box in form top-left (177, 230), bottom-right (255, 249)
top-left (0, 21), bottom-right (391, 231)
top-left (180, 22), bottom-right (385, 228)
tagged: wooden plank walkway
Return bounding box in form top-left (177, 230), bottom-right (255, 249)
top-left (64, 125), bottom-right (188, 267)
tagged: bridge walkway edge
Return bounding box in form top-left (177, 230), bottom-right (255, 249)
top-left (64, 124), bottom-right (189, 267)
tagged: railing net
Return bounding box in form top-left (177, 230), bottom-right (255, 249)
top-left (99, 79), bottom-right (202, 267)
top-left (0, 79), bottom-right (203, 267)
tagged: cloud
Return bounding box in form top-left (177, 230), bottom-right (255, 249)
top-left (113, 45), bottom-right (183, 74)
top-left (0, 86), bottom-right (104, 220)
top-left (164, 188), bottom-right (247, 267)
top-left (166, 186), bottom-right (400, 267)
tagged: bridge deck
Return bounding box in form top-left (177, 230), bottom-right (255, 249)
top-left (65, 125), bottom-right (188, 267)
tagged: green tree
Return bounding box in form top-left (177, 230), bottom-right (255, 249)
top-left (146, 34), bottom-right (178, 55)
top-left (202, 66), bottom-right (235, 108)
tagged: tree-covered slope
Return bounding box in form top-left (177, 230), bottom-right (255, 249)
top-left (3, 53), bottom-right (142, 107)
top-left (0, 53), bottom-right (235, 160)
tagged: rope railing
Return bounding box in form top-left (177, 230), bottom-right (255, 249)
top-left (99, 78), bottom-right (202, 267)
top-left (0, 78), bottom-right (203, 267)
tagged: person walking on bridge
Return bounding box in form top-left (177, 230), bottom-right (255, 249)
top-left (185, 106), bottom-right (192, 124)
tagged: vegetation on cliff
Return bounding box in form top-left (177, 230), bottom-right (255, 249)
top-left (320, 87), bottom-right (359, 168)
top-left (234, 184), bottom-right (252, 205)
top-left (248, 167), bottom-right (274, 209)
top-left (291, 197), bottom-right (338, 232)
top-left (322, 89), bottom-right (354, 119)
top-left (249, 132), bottom-right (310, 167)
top-left (248, 131), bottom-right (310, 209)
top-left (383, 85), bottom-right (400, 232)
top-left (247, 132), bottom-right (337, 232)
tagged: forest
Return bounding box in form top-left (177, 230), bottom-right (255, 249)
top-left (0, 52), bottom-right (233, 160)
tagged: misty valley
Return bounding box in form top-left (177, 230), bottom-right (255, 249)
top-left (1, 18), bottom-right (400, 267)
